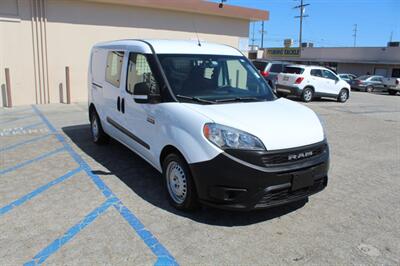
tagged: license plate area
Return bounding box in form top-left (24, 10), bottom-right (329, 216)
top-left (283, 76), bottom-right (289, 81)
top-left (292, 170), bottom-right (315, 191)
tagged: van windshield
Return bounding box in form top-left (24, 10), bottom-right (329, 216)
top-left (158, 54), bottom-right (275, 104)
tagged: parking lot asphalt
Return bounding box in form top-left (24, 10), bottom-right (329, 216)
top-left (0, 91), bottom-right (399, 265)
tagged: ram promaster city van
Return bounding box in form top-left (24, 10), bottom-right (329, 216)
top-left (88, 40), bottom-right (329, 211)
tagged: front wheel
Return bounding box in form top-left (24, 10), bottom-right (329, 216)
top-left (337, 89), bottom-right (349, 103)
top-left (301, 88), bottom-right (314, 102)
top-left (388, 89), bottom-right (397, 95)
top-left (163, 153), bottom-right (199, 211)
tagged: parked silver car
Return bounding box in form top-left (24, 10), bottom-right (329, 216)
top-left (350, 75), bottom-right (387, 92)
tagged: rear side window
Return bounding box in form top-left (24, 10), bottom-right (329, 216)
top-left (371, 77), bottom-right (383, 82)
top-left (283, 67), bottom-right (304, 74)
top-left (311, 69), bottom-right (323, 77)
top-left (106, 51), bottom-right (124, 87)
top-left (269, 64), bottom-right (283, 73)
top-left (252, 61), bottom-right (267, 71)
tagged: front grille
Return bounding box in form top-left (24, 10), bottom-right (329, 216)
top-left (255, 177), bottom-right (326, 208)
top-left (261, 143), bottom-right (327, 166)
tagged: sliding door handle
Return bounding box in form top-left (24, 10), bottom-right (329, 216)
top-left (117, 96), bottom-right (120, 111)
top-left (121, 98), bottom-right (125, 114)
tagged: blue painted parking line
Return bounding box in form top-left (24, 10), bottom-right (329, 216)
top-left (0, 167), bottom-right (82, 216)
top-left (0, 134), bottom-right (52, 153)
top-left (32, 106), bottom-right (178, 265)
top-left (0, 147), bottom-right (64, 175)
top-left (24, 197), bottom-right (119, 266)
top-left (115, 202), bottom-right (177, 266)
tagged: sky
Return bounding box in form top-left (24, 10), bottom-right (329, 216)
top-left (210, 0), bottom-right (400, 48)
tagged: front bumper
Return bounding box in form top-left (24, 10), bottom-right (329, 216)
top-left (276, 84), bottom-right (303, 96)
top-left (189, 141), bottom-right (329, 210)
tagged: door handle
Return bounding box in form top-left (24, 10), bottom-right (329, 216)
top-left (117, 96), bottom-right (120, 111)
top-left (121, 98), bottom-right (125, 114)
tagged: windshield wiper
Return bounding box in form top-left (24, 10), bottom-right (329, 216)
top-left (176, 95), bottom-right (216, 104)
top-left (215, 97), bottom-right (261, 103)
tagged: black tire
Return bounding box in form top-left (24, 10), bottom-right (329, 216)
top-left (301, 87), bottom-right (314, 102)
top-left (90, 110), bottom-right (109, 144)
top-left (162, 153), bottom-right (199, 211)
top-left (366, 86), bottom-right (374, 93)
top-left (337, 89), bottom-right (349, 103)
top-left (388, 89), bottom-right (397, 95)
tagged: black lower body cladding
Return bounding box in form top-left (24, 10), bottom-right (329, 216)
top-left (189, 142), bottom-right (329, 210)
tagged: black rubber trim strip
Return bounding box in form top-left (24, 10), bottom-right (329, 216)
top-left (92, 82), bottom-right (103, 88)
top-left (106, 116), bottom-right (150, 150)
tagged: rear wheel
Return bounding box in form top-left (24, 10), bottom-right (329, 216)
top-left (163, 153), bottom-right (199, 211)
top-left (90, 110), bottom-right (109, 144)
top-left (337, 89), bottom-right (349, 103)
top-left (301, 88), bottom-right (314, 102)
top-left (366, 86), bottom-right (374, 93)
top-left (388, 89), bottom-right (397, 95)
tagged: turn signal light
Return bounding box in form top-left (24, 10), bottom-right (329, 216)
top-left (295, 77), bottom-right (304, 84)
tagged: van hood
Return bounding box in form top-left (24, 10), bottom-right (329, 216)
top-left (182, 98), bottom-right (325, 151)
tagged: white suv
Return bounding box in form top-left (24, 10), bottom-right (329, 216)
top-left (88, 40), bottom-right (329, 211)
top-left (276, 65), bottom-right (350, 102)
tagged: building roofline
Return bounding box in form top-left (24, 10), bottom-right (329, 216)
top-left (272, 58), bottom-right (400, 65)
top-left (81, 0), bottom-right (269, 21)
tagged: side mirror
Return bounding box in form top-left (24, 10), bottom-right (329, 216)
top-left (133, 82), bottom-right (160, 104)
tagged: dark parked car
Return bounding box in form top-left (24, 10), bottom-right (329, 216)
top-left (338, 73), bottom-right (357, 84)
top-left (351, 75), bottom-right (386, 92)
top-left (252, 60), bottom-right (288, 90)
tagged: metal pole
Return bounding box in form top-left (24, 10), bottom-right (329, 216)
top-left (353, 24), bottom-right (358, 47)
top-left (5, 68), bottom-right (12, 108)
top-left (65, 66), bottom-right (71, 104)
top-left (299, 0), bottom-right (303, 48)
top-left (261, 21), bottom-right (264, 48)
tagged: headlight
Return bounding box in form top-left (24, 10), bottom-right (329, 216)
top-left (203, 123), bottom-right (265, 150)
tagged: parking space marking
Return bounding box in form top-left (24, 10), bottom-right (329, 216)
top-left (24, 197), bottom-right (119, 266)
top-left (0, 167), bottom-right (82, 216)
top-left (0, 114), bottom-right (35, 126)
top-left (31, 105), bottom-right (178, 265)
top-left (0, 147), bottom-right (64, 175)
top-left (0, 134), bottom-right (52, 152)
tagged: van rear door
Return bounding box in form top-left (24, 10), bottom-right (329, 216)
top-left (102, 50), bottom-right (127, 141)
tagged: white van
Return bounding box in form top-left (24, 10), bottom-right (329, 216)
top-left (88, 40), bottom-right (329, 211)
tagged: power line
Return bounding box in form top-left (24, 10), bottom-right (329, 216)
top-left (294, 0), bottom-right (309, 48)
top-left (352, 24), bottom-right (358, 47)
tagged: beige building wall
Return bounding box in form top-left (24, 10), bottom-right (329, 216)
top-left (0, 0), bottom-right (250, 106)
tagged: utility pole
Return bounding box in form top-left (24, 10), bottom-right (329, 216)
top-left (352, 24), bottom-right (358, 47)
top-left (259, 21), bottom-right (267, 48)
top-left (389, 31), bottom-right (393, 42)
top-left (251, 22), bottom-right (256, 49)
top-left (294, 0), bottom-right (309, 48)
